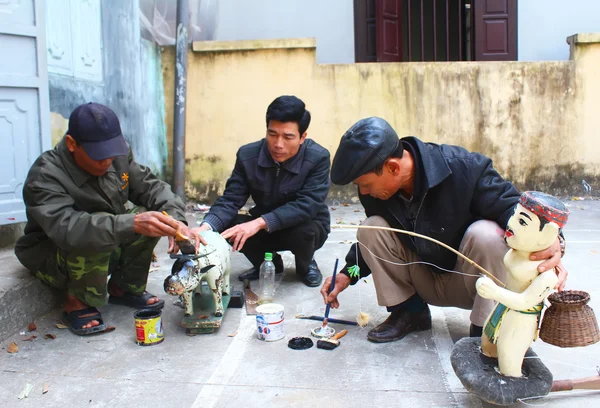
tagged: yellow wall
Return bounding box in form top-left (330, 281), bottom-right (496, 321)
top-left (161, 36), bottom-right (600, 201)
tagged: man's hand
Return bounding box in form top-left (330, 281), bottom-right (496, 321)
top-left (530, 236), bottom-right (568, 290)
top-left (134, 211), bottom-right (179, 237)
top-left (320, 273), bottom-right (351, 309)
top-left (168, 222), bottom-right (208, 254)
top-left (221, 218), bottom-right (266, 251)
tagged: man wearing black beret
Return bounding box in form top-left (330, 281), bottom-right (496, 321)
top-left (320, 117), bottom-right (568, 343)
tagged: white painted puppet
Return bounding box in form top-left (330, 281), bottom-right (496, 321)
top-left (476, 191), bottom-right (568, 377)
top-left (164, 231), bottom-right (231, 316)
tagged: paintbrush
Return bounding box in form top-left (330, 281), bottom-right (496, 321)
top-left (162, 211), bottom-right (196, 254)
top-left (317, 329), bottom-right (348, 350)
top-left (321, 258), bottom-right (339, 330)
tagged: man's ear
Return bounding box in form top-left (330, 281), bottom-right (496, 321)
top-left (385, 158), bottom-right (402, 175)
top-left (65, 134), bottom-right (77, 152)
top-left (300, 132), bottom-right (307, 144)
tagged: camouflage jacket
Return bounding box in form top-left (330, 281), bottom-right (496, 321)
top-left (15, 137), bottom-right (186, 273)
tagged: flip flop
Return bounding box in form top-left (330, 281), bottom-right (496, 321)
top-left (108, 291), bottom-right (165, 310)
top-left (62, 307), bottom-right (109, 336)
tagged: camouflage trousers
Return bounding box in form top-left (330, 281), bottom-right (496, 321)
top-left (34, 209), bottom-right (160, 308)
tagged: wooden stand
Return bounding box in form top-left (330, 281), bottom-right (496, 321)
top-left (181, 282), bottom-right (231, 335)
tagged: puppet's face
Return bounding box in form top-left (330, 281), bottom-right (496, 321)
top-left (505, 203), bottom-right (559, 252)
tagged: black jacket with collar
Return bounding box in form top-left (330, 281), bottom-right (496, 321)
top-left (342, 136), bottom-right (520, 284)
top-left (203, 138), bottom-right (331, 235)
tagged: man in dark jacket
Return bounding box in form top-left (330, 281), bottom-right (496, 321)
top-left (195, 96), bottom-right (330, 287)
top-left (320, 117), bottom-right (567, 343)
top-left (15, 102), bottom-right (203, 336)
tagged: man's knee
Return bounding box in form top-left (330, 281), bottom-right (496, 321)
top-left (285, 222), bottom-right (321, 249)
top-left (461, 220), bottom-right (508, 258)
top-left (357, 216), bottom-right (390, 242)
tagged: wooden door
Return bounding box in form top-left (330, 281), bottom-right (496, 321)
top-left (376, 0), bottom-right (403, 62)
top-left (355, 0), bottom-right (403, 62)
top-left (354, 0), bottom-right (377, 62)
top-left (0, 0), bottom-right (50, 224)
top-left (473, 0), bottom-right (517, 61)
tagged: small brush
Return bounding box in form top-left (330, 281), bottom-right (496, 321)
top-left (311, 258), bottom-right (339, 338)
top-left (162, 211), bottom-right (196, 254)
top-left (321, 258), bottom-right (339, 329)
top-left (317, 329), bottom-right (348, 350)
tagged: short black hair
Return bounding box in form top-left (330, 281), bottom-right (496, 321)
top-left (368, 143), bottom-right (404, 176)
top-left (265, 95), bottom-right (311, 135)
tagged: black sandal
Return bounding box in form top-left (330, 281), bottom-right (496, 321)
top-left (108, 291), bottom-right (165, 310)
top-left (62, 307), bottom-right (108, 336)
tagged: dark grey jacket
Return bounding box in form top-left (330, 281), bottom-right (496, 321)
top-left (341, 136), bottom-right (520, 284)
top-left (203, 138), bottom-right (331, 234)
top-left (15, 138), bottom-right (186, 273)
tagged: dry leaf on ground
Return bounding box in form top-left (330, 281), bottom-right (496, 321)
top-left (7, 342), bottom-right (18, 353)
top-left (55, 323), bottom-right (68, 329)
top-left (342, 203), bottom-right (350, 206)
top-left (42, 383), bottom-right (49, 394)
top-left (23, 335), bottom-right (37, 341)
top-left (27, 322), bottom-right (37, 331)
top-left (44, 334), bottom-right (57, 340)
top-left (227, 332), bottom-right (238, 337)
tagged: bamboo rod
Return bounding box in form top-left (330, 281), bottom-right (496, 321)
top-left (332, 224), bottom-right (505, 287)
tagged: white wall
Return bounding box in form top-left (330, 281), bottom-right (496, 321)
top-left (518, 0), bottom-right (600, 61)
top-left (212, 0), bottom-right (355, 64)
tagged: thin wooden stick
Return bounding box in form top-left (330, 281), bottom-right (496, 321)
top-left (333, 224), bottom-right (505, 288)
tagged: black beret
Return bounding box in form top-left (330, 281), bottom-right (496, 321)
top-left (331, 117), bottom-right (401, 185)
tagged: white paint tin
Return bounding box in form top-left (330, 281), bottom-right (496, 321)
top-left (255, 303), bottom-right (284, 341)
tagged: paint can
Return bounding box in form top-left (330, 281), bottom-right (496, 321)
top-left (134, 308), bottom-right (164, 346)
top-left (255, 303), bottom-right (284, 341)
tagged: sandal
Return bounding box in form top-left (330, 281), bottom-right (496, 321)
top-left (108, 291), bottom-right (165, 310)
top-left (62, 307), bottom-right (109, 336)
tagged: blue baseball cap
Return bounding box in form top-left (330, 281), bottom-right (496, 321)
top-left (67, 102), bottom-right (129, 160)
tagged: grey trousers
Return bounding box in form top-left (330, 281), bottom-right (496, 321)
top-left (357, 216), bottom-right (508, 326)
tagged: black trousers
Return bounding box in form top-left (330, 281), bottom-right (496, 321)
top-left (230, 214), bottom-right (327, 276)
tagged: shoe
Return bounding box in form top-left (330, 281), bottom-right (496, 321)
top-left (367, 306), bottom-right (432, 343)
top-left (469, 324), bottom-right (483, 337)
top-left (237, 253), bottom-right (284, 281)
top-left (300, 260), bottom-right (322, 287)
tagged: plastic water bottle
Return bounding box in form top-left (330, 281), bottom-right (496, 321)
top-left (258, 252), bottom-right (276, 304)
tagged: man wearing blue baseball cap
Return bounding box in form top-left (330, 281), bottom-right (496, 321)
top-left (15, 102), bottom-right (204, 336)
top-left (320, 117), bottom-right (568, 343)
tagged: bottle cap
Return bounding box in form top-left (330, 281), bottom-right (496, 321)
top-left (264, 252), bottom-right (273, 261)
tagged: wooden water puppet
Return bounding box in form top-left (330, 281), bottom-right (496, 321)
top-left (452, 191), bottom-right (572, 405)
top-left (163, 230), bottom-right (234, 334)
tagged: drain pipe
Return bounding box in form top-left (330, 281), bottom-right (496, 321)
top-left (172, 0), bottom-right (189, 198)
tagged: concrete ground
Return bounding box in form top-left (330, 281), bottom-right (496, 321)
top-left (1, 201), bottom-right (600, 407)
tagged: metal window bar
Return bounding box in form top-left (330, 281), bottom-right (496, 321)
top-left (433, 0), bottom-right (437, 61)
top-left (458, 0), bottom-right (463, 61)
top-left (445, 0), bottom-right (449, 61)
top-left (408, 0), bottom-right (412, 61)
top-left (420, 0), bottom-right (424, 61)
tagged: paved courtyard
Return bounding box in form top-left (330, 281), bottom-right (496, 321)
top-left (1, 201), bottom-right (599, 407)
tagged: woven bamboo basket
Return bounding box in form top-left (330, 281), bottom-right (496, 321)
top-left (539, 290), bottom-right (600, 348)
